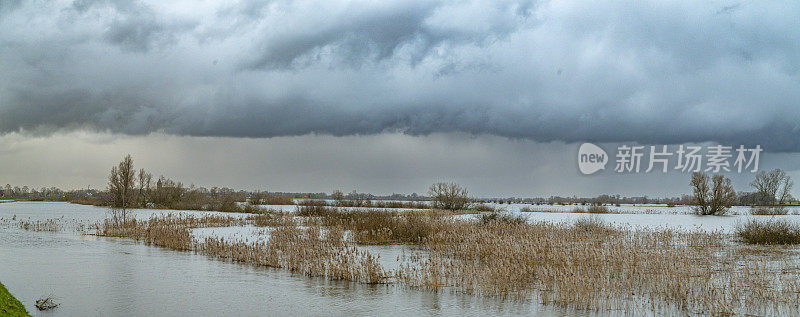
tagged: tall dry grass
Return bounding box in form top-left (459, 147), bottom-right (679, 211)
top-left (96, 212), bottom-right (388, 284)
top-left (750, 206), bottom-right (789, 215)
top-left (298, 199), bottom-right (431, 209)
top-left (299, 206), bottom-right (443, 244)
top-left (17, 219), bottom-right (60, 231)
top-left (396, 215), bottom-right (800, 315)
top-left (92, 207), bottom-right (800, 315)
top-left (735, 218), bottom-right (800, 245)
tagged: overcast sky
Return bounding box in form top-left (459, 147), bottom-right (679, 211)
top-left (1, 0), bottom-right (799, 197)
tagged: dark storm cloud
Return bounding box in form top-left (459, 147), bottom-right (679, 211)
top-left (70, 0), bottom-right (198, 52)
top-left (2, 0), bottom-right (800, 150)
top-left (240, 0), bottom-right (534, 69)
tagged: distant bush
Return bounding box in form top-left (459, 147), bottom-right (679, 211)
top-left (264, 195), bottom-right (295, 205)
top-left (479, 212), bottom-right (526, 225)
top-left (586, 204), bottom-right (610, 214)
top-left (571, 206), bottom-right (586, 213)
top-left (470, 203), bottom-right (498, 212)
top-left (296, 205), bottom-right (337, 217)
top-left (429, 182), bottom-right (472, 211)
top-left (298, 199), bottom-right (327, 207)
top-left (750, 206), bottom-right (789, 215)
top-left (573, 215), bottom-right (612, 233)
top-left (735, 219), bottom-right (800, 245)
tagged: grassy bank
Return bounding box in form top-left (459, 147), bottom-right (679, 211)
top-left (0, 282), bottom-right (29, 317)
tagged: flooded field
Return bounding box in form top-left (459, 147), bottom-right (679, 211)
top-left (4, 201), bottom-right (800, 316)
top-left (0, 202), bottom-right (583, 316)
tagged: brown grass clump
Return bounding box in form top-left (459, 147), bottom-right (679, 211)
top-left (17, 219), bottom-right (60, 231)
top-left (572, 215), bottom-right (613, 234)
top-left (263, 195), bottom-right (295, 205)
top-left (96, 213), bottom-right (389, 284)
top-left (750, 206), bottom-right (789, 215)
top-left (469, 203), bottom-right (498, 212)
top-left (201, 225), bottom-right (387, 283)
top-left (519, 207), bottom-right (563, 213)
top-left (396, 217), bottom-right (800, 315)
top-left (586, 204), bottom-right (610, 213)
top-left (302, 207), bottom-right (443, 244)
top-left (245, 212), bottom-right (294, 227)
top-left (297, 199), bottom-right (328, 207)
top-left (518, 206), bottom-right (535, 212)
top-left (478, 212), bottom-right (526, 225)
top-left (735, 219), bottom-right (800, 245)
top-left (302, 199), bottom-right (431, 209)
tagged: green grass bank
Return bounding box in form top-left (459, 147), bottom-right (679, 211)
top-left (0, 282), bottom-right (29, 317)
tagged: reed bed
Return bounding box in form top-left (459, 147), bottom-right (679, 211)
top-left (395, 216), bottom-right (800, 315)
top-left (298, 206), bottom-right (444, 244)
top-left (735, 218), bottom-right (800, 245)
top-left (96, 213), bottom-right (389, 284)
top-left (92, 208), bottom-right (800, 315)
top-left (297, 199), bottom-right (430, 209)
top-left (245, 212), bottom-right (294, 227)
top-left (200, 225), bottom-right (387, 283)
top-left (750, 206), bottom-right (789, 215)
top-left (17, 219), bottom-right (60, 231)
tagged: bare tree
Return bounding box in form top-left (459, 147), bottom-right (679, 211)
top-left (108, 155), bottom-right (137, 224)
top-left (250, 191), bottom-right (267, 205)
top-left (691, 172), bottom-right (736, 215)
top-left (709, 174), bottom-right (737, 215)
top-left (779, 174), bottom-right (794, 205)
top-left (137, 168), bottom-right (152, 207)
top-left (751, 169), bottom-right (793, 205)
top-left (331, 189), bottom-right (344, 202)
top-left (691, 172), bottom-right (711, 215)
top-left (428, 182), bottom-right (472, 211)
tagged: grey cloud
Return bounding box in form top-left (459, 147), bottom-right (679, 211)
top-left (2, 0), bottom-right (800, 151)
top-left (243, 1), bottom-right (536, 69)
top-left (71, 0), bottom-right (197, 52)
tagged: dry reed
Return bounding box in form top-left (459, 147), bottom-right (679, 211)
top-left (91, 208), bottom-right (800, 315)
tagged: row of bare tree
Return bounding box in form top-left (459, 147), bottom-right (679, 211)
top-left (107, 155), bottom-right (252, 224)
top-left (690, 169), bottom-right (794, 215)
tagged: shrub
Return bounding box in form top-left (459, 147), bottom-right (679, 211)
top-left (479, 212), bottom-right (526, 225)
top-left (586, 204), bottom-right (609, 213)
top-left (573, 215), bottom-right (612, 233)
top-left (264, 195), bottom-right (295, 205)
top-left (470, 203), bottom-right (498, 212)
top-left (297, 205), bottom-right (337, 217)
top-left (735, 219), bottom-right (800, 245)
top-left (429, 182), bottom-right (472, 210)
top-left (690, 172), bottom-right (736, 215)
top-left (750, 206), bottom-right (789, 215)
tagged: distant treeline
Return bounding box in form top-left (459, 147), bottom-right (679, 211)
top-left (7, 185), bottom-right (793, 208)
top-left (479, 192), bottom-right (797, 206)
top-left (0, 184), bottom-right (67, 199)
